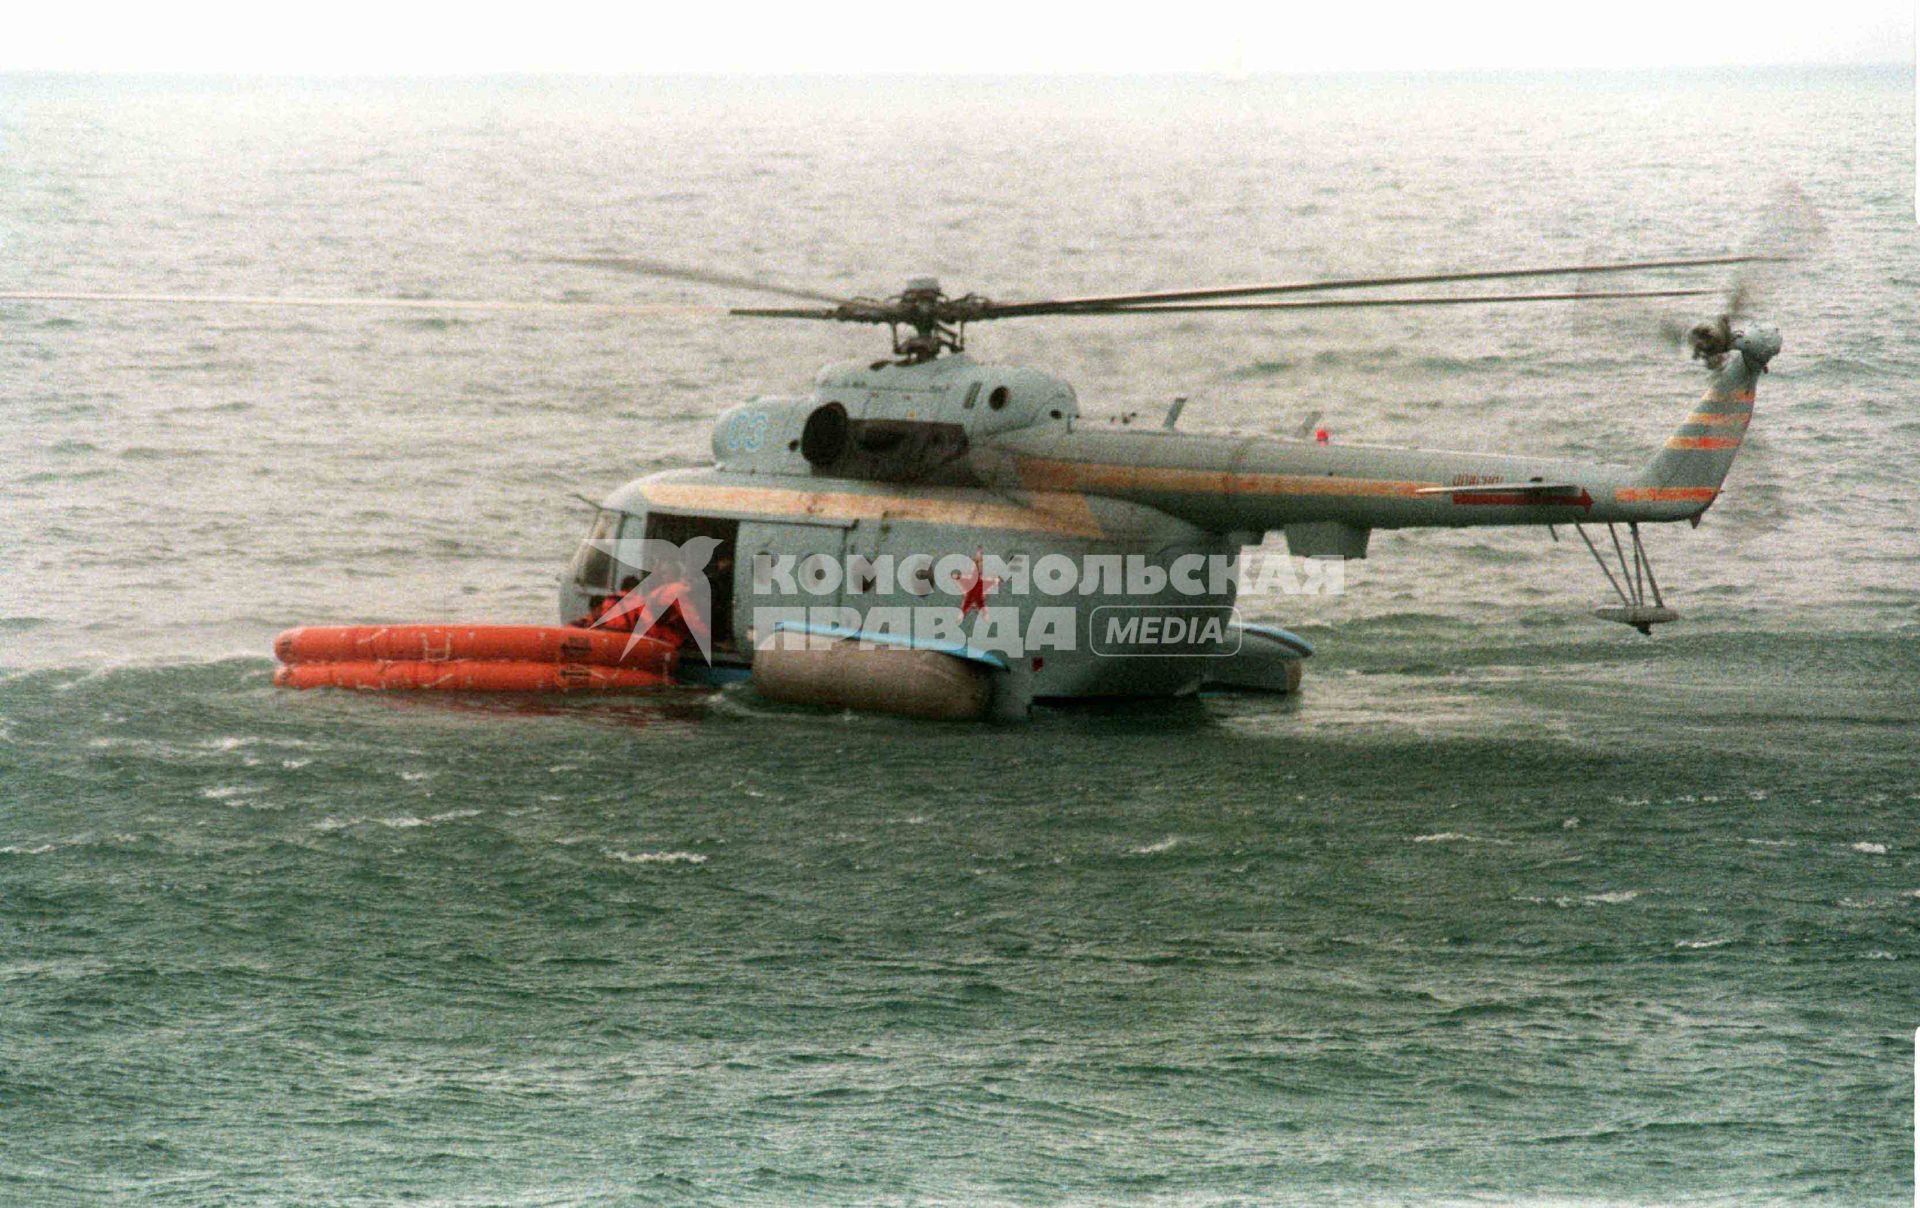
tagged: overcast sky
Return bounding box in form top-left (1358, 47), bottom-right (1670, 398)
top-left (3, 0), bottom-right (1912, 74)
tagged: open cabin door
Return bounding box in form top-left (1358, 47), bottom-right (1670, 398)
top-left (636, 512), bottom-right (742, 656)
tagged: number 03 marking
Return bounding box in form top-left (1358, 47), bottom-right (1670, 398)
top-left (726, 411), bottom-right (768, 453)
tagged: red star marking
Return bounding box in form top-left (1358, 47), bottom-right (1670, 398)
top-left (956, 548), bottom-right (1001, 618)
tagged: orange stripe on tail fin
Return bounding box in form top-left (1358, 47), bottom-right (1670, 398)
top-left (1630, 327), bottom-right (1779, 516)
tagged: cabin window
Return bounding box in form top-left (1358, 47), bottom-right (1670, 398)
top-left (988, 386), bottom-right (1010, 411)
top-left (963, 382), bottom-right (981, 409)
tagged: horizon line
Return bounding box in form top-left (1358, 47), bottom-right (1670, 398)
top-left (0, 61), bottom-right (1912, 80)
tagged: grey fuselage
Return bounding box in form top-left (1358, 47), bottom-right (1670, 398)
top-left (562, 332), bottom-right (1776, 700)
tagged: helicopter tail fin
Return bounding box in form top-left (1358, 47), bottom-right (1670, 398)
top-left (1629, 325), bottom-right (1780, 513)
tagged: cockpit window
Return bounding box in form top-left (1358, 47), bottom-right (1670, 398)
top-left (569, 509), bottom-right (620, 588)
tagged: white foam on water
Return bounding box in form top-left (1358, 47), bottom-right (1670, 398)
top-left (1675, 938), bottom-right (1731, 949)
top-left (1537, 890), bottom-right (1642, 908)
top-left (1130, 836), bottom-right (1180, 854)
top-left (198, 785), bottom-right (255, 802)
top-left (0, 843), bottom-right (58, 856)
top-left (374, 810), bottom-right (478, 828)
top-left (1849, 842), bottom-right (1887, 854)
top-left (605, 849), bottom-right (708, 865)
top-left (198, 735), bottom-right (314, 752)
top-left (1744, 838), bottom-right (1795, 847)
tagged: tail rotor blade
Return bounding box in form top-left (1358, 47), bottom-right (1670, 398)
top-left (1725, 180), bottom-right (1827, 318)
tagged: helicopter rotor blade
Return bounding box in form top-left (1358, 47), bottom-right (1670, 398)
top-left (1636, 183), bottom-right (1824, 351)
top-left (0, 290), bottom-right (726, 315)
top-left (728, 305), bottom-right (894, 322)
top-left (1728, 180), bottom-right (1826, 317)
top-left (1654, 312), bottom-right (1696, 349)
top-left (977, 254), bottom-right (1788, 319)
top-left (551, 256), bottom-right (856, 306)
top-left (994, 287), bottom-right (1723, 316)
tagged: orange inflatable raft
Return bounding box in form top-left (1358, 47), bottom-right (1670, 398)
top-left (272, 625), bottom-right (677, 693)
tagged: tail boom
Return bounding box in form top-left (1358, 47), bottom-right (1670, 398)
top-left (978, 325), bottom-right (1780, 537)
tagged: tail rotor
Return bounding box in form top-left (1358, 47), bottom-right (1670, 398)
top-left (1652, 180), bottom-right (1824, 364)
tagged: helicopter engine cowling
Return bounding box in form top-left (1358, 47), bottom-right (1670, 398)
top-left (797, 402), bottom-right (974, 484)
top-left (711, 395), bottom-right (986, 485)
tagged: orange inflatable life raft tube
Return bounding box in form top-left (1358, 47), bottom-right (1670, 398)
top-left (275, 624), bottom-right (671, 667)
top-left (271, 625), bottom-right (677, 693)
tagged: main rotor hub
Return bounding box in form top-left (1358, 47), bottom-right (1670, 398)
top-left (884, 277), bottom-right (970, 363)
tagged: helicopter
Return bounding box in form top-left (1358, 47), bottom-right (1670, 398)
top-left (537, 252), bottom-right (1784, 720)
top-left (7, 252), bottom-right (1787, 721)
